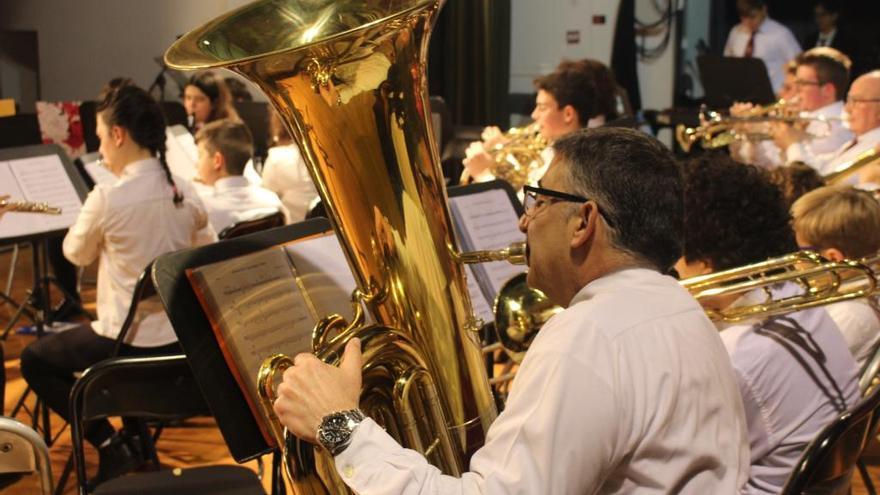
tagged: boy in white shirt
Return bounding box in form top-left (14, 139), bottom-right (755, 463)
top-left (195, 119), bottom-right (288, 233)
top-left (791, 185), bottom-right (880, 369)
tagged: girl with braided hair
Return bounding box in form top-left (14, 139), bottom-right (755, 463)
top-left (20, 84), bottom-right (210, 487)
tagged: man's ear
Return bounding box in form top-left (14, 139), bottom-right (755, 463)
top-left (570, 202), bottom-right (598, 249)
top-left (111, 125), bottom-right (126, 147)
top-left (562, 104), bottom-right (577, 125)
top-left (212, 150), bottom-right (225, 172)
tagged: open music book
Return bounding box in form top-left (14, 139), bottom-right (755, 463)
top-left (449, 184), bottom-right (526, 323)
top-left (0, 147), bottom-right (85, 241)
top-left (186, 231), bottom-right (357, 441)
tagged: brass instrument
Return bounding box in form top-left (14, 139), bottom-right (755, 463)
top-left (0, 199), bottom-right (62, 215)
top-left (674, 100), bottom-right (838, 153)
top-left (460, 123), bottom-right (548, 190)
top-left (458, 242), bottom-right (562, 365)
top-left (825, 147), bottom-right (880, 185)
top-left (167, 1), bottom-right (496, 492)
top-left (680, 250), bottom-right (878, 323)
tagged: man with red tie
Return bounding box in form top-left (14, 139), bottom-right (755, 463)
top-left (724, 0), bottom-right (801, 94)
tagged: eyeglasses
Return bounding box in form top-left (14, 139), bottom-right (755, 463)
top-left (794, 79), bottom-right (823, 88)
top-left (846, 96), bottom-right (880, 105)
top-left (522, 185), bottom-right (614, 227)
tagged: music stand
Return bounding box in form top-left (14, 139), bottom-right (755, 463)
top-left (698, 55), bottom-right (777, 109)
top-left (0, 144), bottom-right (89, 444)
top-left (152, 218), bottom-right (332, 463)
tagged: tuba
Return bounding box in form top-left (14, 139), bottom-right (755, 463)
top-left (166, 0), bottom-right (496, 492)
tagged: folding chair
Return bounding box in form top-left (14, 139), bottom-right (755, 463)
top-left (0, 416), bottom-right (53, 495)
top-left (780, 376), bottom-right (880, 494)
top-left (70, 355), bottom-right (265, 495)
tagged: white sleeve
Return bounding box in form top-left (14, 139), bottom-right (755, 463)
top-left (62, 186), bottom-right (106, 266)
top-left (723, 27), bottom-right (737, 56)
top-left (334, 351), bottom-right (622, 495)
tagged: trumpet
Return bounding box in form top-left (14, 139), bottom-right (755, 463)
top-left (460, 123), bottom-right (548, 190)
top-left (0, 199), bottom-right (62, 215)
top-left (680, 250), bottom-right (877, 323)
top-left (675, 100), bottom-right (840, 153)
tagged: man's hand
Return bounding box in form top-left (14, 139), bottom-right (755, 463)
top-left (481, 126), bottom-right (504, 148)
top-left (463, 141), bottom-right (494, 178)
top-left (771, 121), bottom-right (807, 150)
top-left (273, 338), bottom-right (364, 443)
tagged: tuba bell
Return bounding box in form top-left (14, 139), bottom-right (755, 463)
top-left (167, 0), bottom-right (496, 492)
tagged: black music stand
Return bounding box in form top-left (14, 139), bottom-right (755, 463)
top-left (0, 144), bottom-right (89, 444)
top-left (698, 54), bottom-right (777, 109)
top-left (152, 218), bottom-right (332, 463)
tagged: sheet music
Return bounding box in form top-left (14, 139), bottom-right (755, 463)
top-left (165, 125), bottom-right (199, 182)
top-left (465, 265), bottom-right (495, 323)
top-left (187, 231), bottom-right (359, 433)
top-left (81, 156), bottom-right (117, 186)
top-left (283, 233), bottom-right (359, 323)
top-left (449, 187), bottom-right (526, 304)
top-left (0, 154), bottom-right (83, 239)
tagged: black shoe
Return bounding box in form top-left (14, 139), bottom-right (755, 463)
top-left (88, 433), bottom-right (145, 489)
top-left (50, 297), bottom-right (83, 321)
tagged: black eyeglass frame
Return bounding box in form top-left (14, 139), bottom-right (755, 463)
top-left (522, 185), bottom-right (614, 227)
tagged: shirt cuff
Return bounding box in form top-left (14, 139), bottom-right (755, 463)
top-left (334, 417), bottom-right (406, 485)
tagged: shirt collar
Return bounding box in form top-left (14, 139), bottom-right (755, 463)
top-left (812, 100), bottom-right (845, 118)
top-left (214, 175), bottom-right (250, 192)
top-left (120, 158), bottom-right (162, 179)
top-left (568, 267), bottom-right (667, 307)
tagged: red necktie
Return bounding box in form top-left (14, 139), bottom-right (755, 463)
top-left (744, 31), bottom-right (756, 58)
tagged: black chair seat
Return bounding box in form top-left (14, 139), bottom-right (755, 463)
top-left (94, 465), bottom-right (264, 495)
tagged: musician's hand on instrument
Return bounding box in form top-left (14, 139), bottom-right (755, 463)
top-left (481, 126), bottom-right (504, 148)
top-left (273, 338), bottom-right (363, 443)
top-left (771, 121), bottom-right (804, 149)
top-left (729, 102), bottom-right (754, 117)
top-left (463, 142), bottom-right (493, 177)
top-left (0, 195), bottom-right (9, 219)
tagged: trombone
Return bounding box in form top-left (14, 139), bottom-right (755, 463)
top-left (825, 147), bottom-right (880, 185)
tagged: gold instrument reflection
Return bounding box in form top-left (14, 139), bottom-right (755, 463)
top-left (825, 147), bottom-right (880, 185)
top-left (167, 1), bottom-right (496, 492)
top-left (680, 250), bottom-right (877, 323)
top-left (674, 100), bottom-right (840, 153)
top-left (0, 199), bottom-right (62, 215)
top-left (460, 123), bottom-right (548, 189)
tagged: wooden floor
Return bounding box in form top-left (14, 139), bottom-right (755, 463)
top-left (3, 243), bottom-right (880, 494)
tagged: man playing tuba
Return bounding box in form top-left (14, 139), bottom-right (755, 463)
top-left (273, 128), bottom-right (750, 494)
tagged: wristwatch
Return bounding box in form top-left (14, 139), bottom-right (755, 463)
top-left (316, 409), bottom-right (366, 456)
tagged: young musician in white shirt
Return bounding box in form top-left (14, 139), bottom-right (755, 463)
top-left (194, 119), bottom-right (288, 234)
top-left (772, 47), bottom-right (854, 168)
top-left (20, 85), bottom-right (210, 485)
top-left (791, 185), bottom-right (880, 369)
top-left (272, 128), bottom-right (750, 494)
top-left (183, 71), bottom-right (240, 134)
top-left (676, 153), bottom-right (859, 494)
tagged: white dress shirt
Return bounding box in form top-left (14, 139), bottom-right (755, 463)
top-left (784, 101), bottom-right (853, 168)
top-left (724, 18), bottom-right (802, 93)
top-left (260, 144), bottom-right (319, 222)
top-left (718, 284), bottom-right (859, 494)
top-left (820, 126), bottom-right (880, 180)
top-left (826, 298), bottom-right (880, 370)
top-left (334, 268), bottom-right (750, 494)
top-left (199, 175), bottom-right (289, 234)
top-left (63, 158), bottom-right (209, 347)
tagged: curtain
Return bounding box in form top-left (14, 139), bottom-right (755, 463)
top-left (428, 0), bottom-right (511, 126)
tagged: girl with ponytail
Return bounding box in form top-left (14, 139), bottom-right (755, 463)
top-left (20, 83), bottom-right (211, 485)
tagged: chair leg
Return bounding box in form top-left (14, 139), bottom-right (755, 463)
top-left (859, 458), bottom-right (877, 495)
top-left (54, 453), bottom-right (74, 495)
